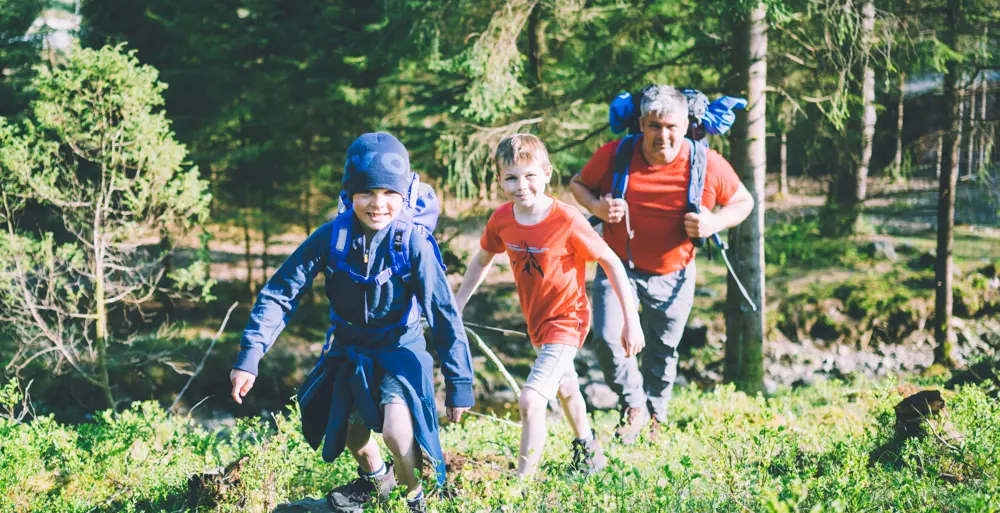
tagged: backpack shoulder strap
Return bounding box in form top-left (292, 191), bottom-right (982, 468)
top-left (388, 209), bottom-right (416, 283)
top-left (328, 211), bottom-right (355, 270)
top-left (686, 137), bottom-right (709, 248)
top-left (611, 134), bottom-right (641, 199)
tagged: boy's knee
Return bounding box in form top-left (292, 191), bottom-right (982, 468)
top-left (557, 380), bottom-right (580, 401)
top-left (519, 389), bottom-right (547, 418)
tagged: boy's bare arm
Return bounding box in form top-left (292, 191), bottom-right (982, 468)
top-left (595, 247), bottom-right (645, 358)
top-left (455, 248), bottom-right (498, 312)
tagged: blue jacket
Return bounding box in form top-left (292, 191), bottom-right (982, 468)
top-left (234, 214), bottom-right (475, 486)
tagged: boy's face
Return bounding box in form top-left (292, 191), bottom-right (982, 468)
top-left (352, 188), bottom-right (404, 233)
top-left (640, 110), bottom-right (689, 165)
top-left (498, 160), bottom-right (552, 210)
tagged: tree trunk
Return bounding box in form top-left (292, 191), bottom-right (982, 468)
top-left (527, 4), bottom-right (542, 84)
top-left (965, 88), bottom-right (976, 178)
top-left (242, 192), bottom-right (255, 300)
top-left (934, 0), bottom-right (962, 367)
top-left (856, 0), bottom-right (876, 202)
top-left (93, 221), bottom-right (114, 410)
top-left (779, 130), bottom-right (788, 195)
top-left (259, 188), bottom-right (270, 280)
top-left (978, 69), bottom-right (987, 169)
top-left (893, 72), bottom-right (905, 181)
top-left (723, 2), bottom-right (766, 395)
top-left (936, 132), bottom-right (943, 179)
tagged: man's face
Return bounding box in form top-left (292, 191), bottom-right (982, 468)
top-left (352, 188), bottom-right (404, 234)
top-left (498, 160), bottom-right (552, 210)
top-left (640, 110), bottom-right (689, 165)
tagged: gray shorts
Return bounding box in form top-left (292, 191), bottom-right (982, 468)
top-left (348, 373), bottom-right (407, 425)
top-left (523, 344), bottom-right (580, 401)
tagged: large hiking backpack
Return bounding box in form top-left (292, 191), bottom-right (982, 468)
top-left (325, 172), bottom-right (446, 338)
top-left (604, 87), bottom-right (757, 310)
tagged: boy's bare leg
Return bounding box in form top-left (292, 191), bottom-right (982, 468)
top-left (382, 402), bottom-right (422, 497)
top-left (517, 388), bottom-right (549, 480)
top-left (346, 422), bottom-right (384, 473)
top-left (557, 381), bottom-right (591, 439)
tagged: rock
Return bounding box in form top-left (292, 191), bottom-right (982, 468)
top-left (894, 390), bottom-right (945, 439)
top-left (583, 382), bottom-right (619, 410)
top-left (273, 498), bottom-right (330, 513)
top-left (695, 287), bottom-right (718, 298)
top-left (186, 456), bottom-right (249, 510)
top-left (680, 325), bottom-right (709, 351)
top-left (864, 240), bottom-right (899, 262)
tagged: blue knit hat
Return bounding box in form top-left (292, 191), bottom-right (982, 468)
top-left (342, 132), bottom-right (411, 198)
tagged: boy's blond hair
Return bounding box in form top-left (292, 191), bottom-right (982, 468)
top-left (494, 133), bottom-right (552, 172)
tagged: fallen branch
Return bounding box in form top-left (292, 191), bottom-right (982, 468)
top-left (464, 322), bottom-right (528, 339)
top-left (170, 302), bottom-right (239, 413)
top-left (465, 326), bottom-right (521, 396)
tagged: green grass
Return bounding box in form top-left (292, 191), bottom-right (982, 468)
top-left (2, 377), bottom-right (999, 512)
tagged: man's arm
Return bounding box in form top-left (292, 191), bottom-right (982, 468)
top-left (595, 246), bottom-right (645, 358)
top-left (454, 248), bottom-right (497, 312)
top-left (569, 173), bottom-right (625, 224)
top-left (683, 184), bottom-right (754, 239)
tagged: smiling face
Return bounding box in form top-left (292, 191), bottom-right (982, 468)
top-left (352, 188), bottom-right (404, 235)
top-left (498, 160), bottom-right (552, 210)
top-left (639, 109), bottom-right (689, 166)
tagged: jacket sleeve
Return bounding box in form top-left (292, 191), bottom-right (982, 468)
top-left (410, 229), bottom-right (475, 408)
top-left (233, 222), bottom-right (333, 376)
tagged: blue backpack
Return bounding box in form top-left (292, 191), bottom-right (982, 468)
top-left (606, 87), bottom-right (757, 310)
top-left (326, 172), bottom-right (446, 336)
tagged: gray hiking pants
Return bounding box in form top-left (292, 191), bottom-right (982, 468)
top-left (591, 261), bottom-right (696, 422)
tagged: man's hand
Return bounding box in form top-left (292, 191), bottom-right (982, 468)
top-left (230, 369), bottom-right (256, 404)
top-left (620, 323), bottom-right (645, 358)
top-left (446, 406), bottom-right (470, 423)
top-left (683, 210), bottom-right (721, 239)
top-left (593, 194), bottom-right (628, 224)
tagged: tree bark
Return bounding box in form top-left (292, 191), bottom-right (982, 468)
top-left (856, 0), bottom-right (876, 202)
top-left (965, 87), bottom-right (976, 178)
top-left (893, 72), bottom-right (905, 180)
top-left (93, 212), bottom-right (114, 410)
top-left (527, 4), bottom-right (542, 84)
top-left (978, 68), bottom-right (987, 169)
top-left (936, 132), bottom-right (943, 179)
top-left (934, 0), bottom-right (962, 367)
top-left (779, 130), bottom-right (788, 195)
top-left (724, 2), bottom-right (766, 395)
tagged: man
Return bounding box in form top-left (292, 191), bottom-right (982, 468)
top-left (570, 85), bottom-right (754, 443)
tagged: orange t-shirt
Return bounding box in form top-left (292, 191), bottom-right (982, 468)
top-left (481, 199), bottom-right (609, 347)
top-left (579, 139), bottom-right (742, 275)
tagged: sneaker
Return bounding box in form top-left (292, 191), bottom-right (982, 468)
top-left (614, 406), bottom-right (649, 445)
top-left (647, 416), bottom-right (665, 441)
top-left (326, 463), bottom-right (396, 512)
top-left (571, 430), bottom-right (607, 474)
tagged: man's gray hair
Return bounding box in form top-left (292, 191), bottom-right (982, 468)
top-left (640, 85), bottom-right (688, 119)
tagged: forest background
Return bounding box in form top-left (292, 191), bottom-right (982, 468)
top-left (1, 0), bottom-right (999, 511)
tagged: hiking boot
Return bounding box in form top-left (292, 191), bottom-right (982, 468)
top-left (326, 463), bottom-right (396, 512)
top-left (407, 495), bottom-right (427, 513)
top-left (614, 406), bottom-right (649, 445)
top-left (571, 430), bottom-right (607, 474)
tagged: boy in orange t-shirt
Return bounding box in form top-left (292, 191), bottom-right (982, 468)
top-left (456, 134), bottom-right (644, 480)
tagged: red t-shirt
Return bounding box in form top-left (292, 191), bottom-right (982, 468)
top-left (579, 139), bottom-right (743, 275)
top-left (481, 199), bottom-right (609, 347)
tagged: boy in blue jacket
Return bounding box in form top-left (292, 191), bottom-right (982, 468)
top-left (228, 132), bottom-right (474, 513)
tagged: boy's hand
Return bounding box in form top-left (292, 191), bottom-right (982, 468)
top-left (446, 406), bottom-right (469, 423)
top-left (230, 369), bottom-right (256, 404)
top-left (620, 323), bottom-right (645, 358)
top-left (593, 194), bottom-right (627, 224)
